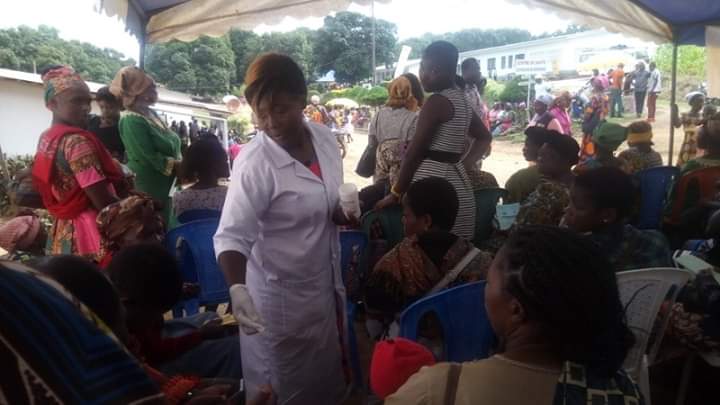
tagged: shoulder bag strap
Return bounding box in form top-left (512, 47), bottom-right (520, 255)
top-left (442, 363), bottom-right (462, 405)
top-left (427, 247), bottom-right (482, 296)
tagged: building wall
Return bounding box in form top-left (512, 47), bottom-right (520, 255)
top-left (0, 80), bottom-right (101, 157)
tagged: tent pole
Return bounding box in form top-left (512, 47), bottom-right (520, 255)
top-left (669, 40), bottom-right (678, 166)
top-left (139, 24), bottom-right (147, 69)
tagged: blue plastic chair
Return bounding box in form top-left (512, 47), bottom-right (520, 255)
top-left (339, 230), bottom-right (369, 392)
top-left (165, 218), bottom-right (229, 317)
top-left (473, 188), bottom-right (507, 244)
top-left (634, 166), bottom-right (680, 230)
top-left (399, 281), bottom-right (495, 362)
top-left (177, 209), bottom-right (221, 224)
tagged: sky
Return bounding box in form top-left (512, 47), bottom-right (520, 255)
top-left (0, 0), bottom-right (573, 61)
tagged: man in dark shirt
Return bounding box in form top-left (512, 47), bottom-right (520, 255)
top-left (88, 86), bottom-right (125, 161)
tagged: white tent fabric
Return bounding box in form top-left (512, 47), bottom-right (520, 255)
top-left (97, 0), bottom-right (388, 43)
top-left (506, 0), bottom-right (671, 44)
top-left (707, 27), bottom-right (720, 97)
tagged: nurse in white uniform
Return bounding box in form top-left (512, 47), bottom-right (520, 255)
top-left (214, 53), bottom-right (349, 404)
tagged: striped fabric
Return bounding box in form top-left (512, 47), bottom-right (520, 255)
top-left (0, 261), bottom-right (162, 404)
top-left (413, 88), bottom-right (476, 239)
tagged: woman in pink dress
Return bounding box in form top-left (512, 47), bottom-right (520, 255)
top-left (550, 91), bottom-right (573, 136)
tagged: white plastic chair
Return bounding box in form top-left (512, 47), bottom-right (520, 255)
top-left (616, 268), bottom-right (693, 405)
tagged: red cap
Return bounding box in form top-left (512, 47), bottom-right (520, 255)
top-left (370, 338), bottom-right (436, 399)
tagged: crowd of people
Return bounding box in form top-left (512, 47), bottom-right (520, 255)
top-left (0, 36), bottom-right (719, 405)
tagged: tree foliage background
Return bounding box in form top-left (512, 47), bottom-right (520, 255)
top-left (0, 20), bottom-right (598, 100)
top-left (0, 25), bottom-right (136, 84)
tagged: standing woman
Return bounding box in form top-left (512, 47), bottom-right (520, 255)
top-left (376, 41), bottom-right (491, 239)
top-left (214, 53), bottom-right (349, 404)
top-left (579, 75), bottom-right (609, 164)
top-left (32, 66), bottom-right (123, 261)
top-left (111, 66), bottom-right (181, 224)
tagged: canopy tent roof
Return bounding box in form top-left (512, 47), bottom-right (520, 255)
top-left (507, 0), bottom-right (720, 45)
top-left (96, 0), bottom-right (386, 43)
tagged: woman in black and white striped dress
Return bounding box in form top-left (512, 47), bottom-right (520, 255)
top-left (376, 41), bottom-right (491, 240)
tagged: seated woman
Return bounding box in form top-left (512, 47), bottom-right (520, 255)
top-left (365, 177), bottom-right (492, 326)
top-left (492, 103), bottom-right (515, 137)
top-left (386, 226), bottom-right (642, 404)
top-left (172, 138), bottom-right (230, 219)
top-left (515, 133), bottom-right (579, 226)
top-left (0, 215), bottom-right (46, 262)
top-left (107, 243), bottom-right (242, 379)
top-left (574, 122), bottom-right (631, 174)
top-left (39, 255), bottom-right (246, 404)
top-left (504, 127), bottom-right (558, 204)
top-left (564, 167), bottom-right (673, 271)
top-left (528, 94), bottom-right (562, 133)
top-left (618, 121), bottom-right (663, 174)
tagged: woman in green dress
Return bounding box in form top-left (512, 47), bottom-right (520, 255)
top-left (111, 66), bottom-right (181, 224)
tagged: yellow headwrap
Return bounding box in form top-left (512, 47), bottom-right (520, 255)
top-left (110, 66), bottom-right (155, 109)
top-left (41, 66), bottom-right (86, 106)
top-left (386, 76), bottom-right (418, 112)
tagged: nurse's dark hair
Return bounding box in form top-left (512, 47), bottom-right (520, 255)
top-left (405, 177), bottom-right (458, 231)
top-left (107, 243), bottom-right (183, 311)
top-left (573, 167), bottom-right (638, 222)
top-left (422, 41), bottom-right (459, 75)
top-left (244, 53), bottom-right (307, 109)
top-left (500, 226), bottom-right (634, 378)
top-left (39, 255), bottom-right (122, 333)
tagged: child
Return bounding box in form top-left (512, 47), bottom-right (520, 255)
top-left (618, 120), bottom-right (663, 174)
top-left (173, 138), bottom-right (230, 219)
top-left (107, 243), bottom-right (242, 379)
top-left (40, 255), bottom-right (242, 404)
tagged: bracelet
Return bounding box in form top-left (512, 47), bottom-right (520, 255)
top-left (390, 185), bottom-right (403, 199)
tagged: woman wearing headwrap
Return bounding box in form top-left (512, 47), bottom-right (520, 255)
top-left (528, 94), bottom-right (562, 133)
top-left (111, 66), bottom-right (181, 225)
top-left (618, 121), bottom-right (663, 174)
top-left (358, 76), bottom-right (421, 211)
top-left (32, 65), bottom-right (123, 261)
top-left (549, 91), bottom-right (573, 136)
top-left (213, 53), bottom-right (351, 404)
top-left (579, 75), bottom-right (610, 165)
top-left (574, 122), bottom-right (631, 174)
top-left (96, 194), bottom-right (165, 267)
top-left (673, 91), bottom-right (706, 166)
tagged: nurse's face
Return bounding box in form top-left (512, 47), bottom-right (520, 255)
top-left (254, 92), bottom-right (306, 149)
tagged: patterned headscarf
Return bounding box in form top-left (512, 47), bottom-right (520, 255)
top-left (97, 194), bottom-right (165, 254)
top-left (386, 76), bottom-right (419, 112)
top-left (110, 66), bottom-right (155, 109)
top-left (0, 216), bottom-right (41, 253)
top-left (41, 66), bottom-right (86, 106)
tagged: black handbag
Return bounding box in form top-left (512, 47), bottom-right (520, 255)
top-left (355, 143), bottom-right (377, 178)
top-left (355, 111), bottom-right (381, 178)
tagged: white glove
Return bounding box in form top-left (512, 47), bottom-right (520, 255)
top-left (229, 284), bottom-right (265, 335)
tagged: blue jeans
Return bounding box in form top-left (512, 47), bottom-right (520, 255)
top-left (610, 88), bottom-right (624, 117)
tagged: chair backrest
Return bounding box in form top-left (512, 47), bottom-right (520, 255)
top-left (361, 205), bottom-right (404, 250)
top-left (399, 281), bottom-right (495, 362)
top-left (164, 218), bottom-right (229, 305)
top-left (474, 188), bottom-right (507, 243)
top-left (634, 166), bottom-right (680, 230)
top-left (339, 230), bottom-right (369, 301)
top-left (177, 209), bottom-right (221, 224)
top-left (616, 268), bottom-right (692, 374)
top-left (669, 166), bottom-right (720, 224)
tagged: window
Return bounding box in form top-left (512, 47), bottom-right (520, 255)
top-left (515, 53), bottom-right (525, 61)
top-left (487, 58), bottom-right (496, 71)
top-left (501, 56), bottom-right (506, 69)
top-left (509, 55), bottom-right (514, 68)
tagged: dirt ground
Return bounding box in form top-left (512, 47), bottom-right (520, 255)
top-left (343, 100), bottom-right (681, 189)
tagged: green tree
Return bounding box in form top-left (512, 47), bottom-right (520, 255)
top-left (654, 44), bottom-right (706, 79)
top-left (0, 25), bottom-right (135, 82)
top-left (229, 30), bottom-right (260, 85)
top-left (314, 12), bottom-right (397, 83)
top-left (499, 77), bottom-right (528, 102)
